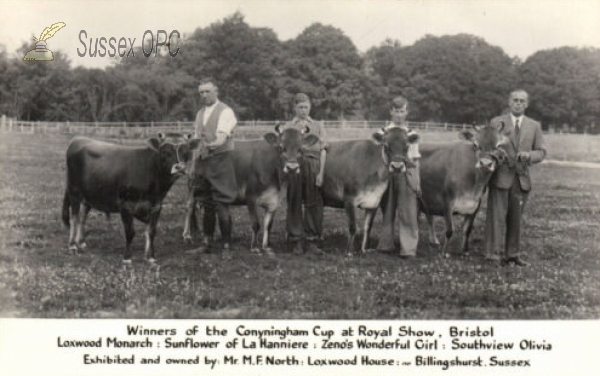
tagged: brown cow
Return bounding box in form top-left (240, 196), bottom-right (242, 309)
top-left (183, 125), bottom-right (319, 255)
top-left (320, 127), bottom-right (420, 255)
top-left (62, 133), bottom-right (195, 264)
top-left (418, 123), bottom-right (509, 256)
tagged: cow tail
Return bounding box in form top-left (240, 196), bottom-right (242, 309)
top-left (62, 187), bottom-right (70, 228)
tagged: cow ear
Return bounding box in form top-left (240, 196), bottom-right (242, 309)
top-left (372, 132), bottom-right (384, 144)
top-left (408, 132), bottom-right (420, 144)
top-left (158, 132), bottom-right (166, 140)
top-left (459, 130), bottom-right (474, 141)
top-left (303, 134), bottom-right (319, 147)
top-left (472, 123), bottom-right (482, 132)
top-left (263, 132), bottom-right (279, 147)
top-left (147, 138), bottom-right (161, 151)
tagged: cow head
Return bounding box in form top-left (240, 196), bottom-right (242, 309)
top-left (264, 123), bottom-right (319, 174)
top-left (148, 132), bottom-right (195, 176)
top-left (459, 122), bottom-right (509, 173)
top-left (372, 127), bottom-right (420, 174)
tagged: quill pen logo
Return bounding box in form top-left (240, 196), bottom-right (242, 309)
top-left (23, 22), bottom-right (66, 62)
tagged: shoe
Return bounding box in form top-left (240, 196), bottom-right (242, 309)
top-left (185, 237), bottom-right (211, 254)
top-left (484, 255), bottom-right (501, 262)
top-left (185, 244), bottom-right (211, 254)
top-left (305, 235), bottom-right (323, 242)
top-left (502, 257), bottom-right (529, 267)
top-left (292, 242), bottom-right (304, 255)
top-left (305, 242), bottom-right (324, 255)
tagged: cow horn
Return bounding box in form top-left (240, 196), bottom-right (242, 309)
top-left (158, 132), bottom-right (166, 140)
top-left (303, 125), bottom-right (311, 134)
top-left (472, 122), bottom-right (482, 132)
top-left (274, 122), bottom-right (282, 134)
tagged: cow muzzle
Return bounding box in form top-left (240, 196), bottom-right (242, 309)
top-left (389, 161), bottom-right (407, 173)
top-left (284, 162), bottom-right (300, 174)
top-left (171, 162), bottom-right (187, 175)
top-left (476, 157), bottom-right (496, 172)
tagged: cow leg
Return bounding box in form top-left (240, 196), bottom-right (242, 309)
top-left (344, 203), bottom-right (357, 256)
top-left (120, 210), bottom-right (135, 264)
top-left (360, 208), bottom-right (377, 254)
top-left (426, 213), bottom-right (440, 246)
top-left (441, 208), bottom-right (454, 257)
top-left (461, 214), bottom-right (476, 255)
top-left (247, 200), bottom-right (261, 254)
top-left (262, 208), bottom-right (276, 257)
top-left (75, 203), bottom-right (91, 251)
top-left (68, 200), bottom-right (80, 253)
top-left (182, 189), bottom-right (197, 243)
top-left (144, 206), bottom-right (161, 264)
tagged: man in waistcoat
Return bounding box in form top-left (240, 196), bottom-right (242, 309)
top-left (187, 78), bottom-right (238, 254)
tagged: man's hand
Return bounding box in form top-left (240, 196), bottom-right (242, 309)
top-left (517, 151), bottom-right (531, 163)
top-left (316, 172), bottom-right (324, 187)
top-left (198, 147), bottom-right (210, 160)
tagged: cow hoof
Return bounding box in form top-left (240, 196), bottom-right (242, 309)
top-left (146, 258), bottom-right (158, 265)
top-left (122, 259), bottom-right (133, 269)
top-left (263, 247), bottom-right (276, 257)
top-left (68, 244), bottom-right (78, 254)
top-left (77, 242), bottom-right (87, 250)
top-left (346, 252), bottom-right (355, 258)
top-left (444, 253), bottom-right (451, 259)
top-left (250, 248), bottom-right (262, 255)
top-left (183, 236), bottom-right (193, 244)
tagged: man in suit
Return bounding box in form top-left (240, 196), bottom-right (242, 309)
top-left (187, 77), bottom-right (238, 255)
top-left (485, 89), bottom-right (547, 266)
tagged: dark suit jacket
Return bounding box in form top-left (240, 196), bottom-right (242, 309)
top-left (489, 114), bottom-right (547, 191)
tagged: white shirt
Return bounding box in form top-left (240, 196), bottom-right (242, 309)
top-left (510, 114), bottom-right (523, 130)
top-left (201, 100), bottom-right (237, 136)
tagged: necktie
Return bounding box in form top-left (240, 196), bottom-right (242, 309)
top-left (515, 119), bottom-right (520, 138)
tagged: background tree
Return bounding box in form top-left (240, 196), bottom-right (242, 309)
top-left (280, 23), bottom-right (365, 120)
top-left (367, 34), bottom-right (517, 123)
top-left (518, 47), bottom-right (600, 132)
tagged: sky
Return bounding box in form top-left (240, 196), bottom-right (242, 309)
top-left (1, 0), bottom-right (599, 69)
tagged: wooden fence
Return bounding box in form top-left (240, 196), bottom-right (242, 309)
top-left (0, 117), bottom-right (474, 137)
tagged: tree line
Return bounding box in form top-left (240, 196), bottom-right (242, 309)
top-left (1, 12), bottom-right (599, 133)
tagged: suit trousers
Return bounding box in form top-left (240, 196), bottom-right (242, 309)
top-left (286, 157), bottom-right (323, 243)
top-left (192, 152), bottom-right (238, 243)
top-left (485, 176), bottom-right (529, 258)
top-left (376, 169), bottom-right (420, 256)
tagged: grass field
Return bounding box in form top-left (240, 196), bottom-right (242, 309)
top-left (1, 131), bottom-right (599, 319)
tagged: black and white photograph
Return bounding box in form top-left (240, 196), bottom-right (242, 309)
top-left (1, 0), bottom-right (599, 374)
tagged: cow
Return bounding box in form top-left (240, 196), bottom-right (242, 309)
top-left (320, 127), bottom-right (420, 255)
top-left (183, 125), bottom-right (319, 255)
top-left (418, 122), bottom-right (509, 256)
top-left (62, 133), bottom-right (195, 265)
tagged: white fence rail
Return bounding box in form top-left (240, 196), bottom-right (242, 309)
top-left (0, 117), bottom-right (474, 136)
